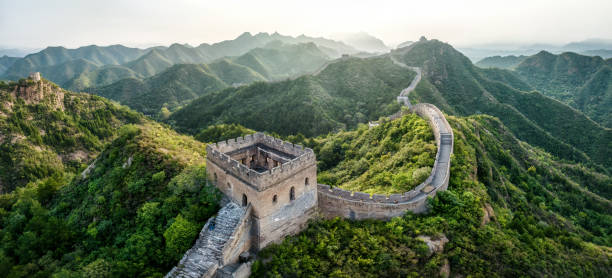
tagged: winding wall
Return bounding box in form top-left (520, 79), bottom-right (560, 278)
top-left (317, 57), bottom-right (454, 220)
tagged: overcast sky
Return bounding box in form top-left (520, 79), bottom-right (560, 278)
top-left (1, 0), bottom-right (611, 49)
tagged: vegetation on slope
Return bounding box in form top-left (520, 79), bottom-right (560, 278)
top-left (169, 56), bottom-right (413, 137)
top-left (89, 64), bottom-right (229, 117)
top-left (194, 123), bottom-right (256, 143)
top-left (475, 55), bottom-right (527, 70)
top-left (252, 115), bottom-right (612, 277)
top-left (515, 51), bottom-right (612, 127)
top-left (394, 39), bottom-right (612, 172)
top-left (0, 122), bottom-right (222, 277)
top-left (313, 113), bottom-right (436, 194)
top-left (2, 32), bottom-right (348, 90)
top-left (85, 41), bottom-right (330, 116)
top-left (0, 55), bottom-right (19, 76)
top-left (231, 41), bottom-right (330, 80)
top-left (1, 45), bottom-right (148, 83)
top-left (0, 79), bottom-right (141, 192)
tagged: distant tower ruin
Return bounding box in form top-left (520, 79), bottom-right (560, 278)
top-left (28, 72), bottom-right (41, 82)
top-left (206, 132), bottom-right (317, 250)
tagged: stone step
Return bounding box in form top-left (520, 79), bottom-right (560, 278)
top-left (165, 202), bottom-right (247, 278)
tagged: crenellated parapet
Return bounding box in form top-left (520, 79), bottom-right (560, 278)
top-left (206, 132), bottom-right (316, 191)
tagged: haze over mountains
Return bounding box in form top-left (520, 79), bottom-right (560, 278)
top-left (460, 38), bottom-right (612, 62)
top-left (0, 32), bottom-right (359, 90)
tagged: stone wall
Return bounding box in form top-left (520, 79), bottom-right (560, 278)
top-left (317, 103), bottom-right (453, 220)
top-left (253, 188), bottom-right (318, 249)
top-left (220, 205), bottom-right (253, 265)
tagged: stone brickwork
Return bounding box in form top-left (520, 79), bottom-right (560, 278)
top-left (165, 202), bottom-right (247, 278)
top-left (28, 72), bottom-right (41, 82)
top-left (206, 132), bottom-right (318, 250)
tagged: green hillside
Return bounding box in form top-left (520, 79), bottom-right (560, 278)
top-left (515, 51), bottom-right (612, 127)
top-left (122, 49), bottom-right (174, 78)
top-left (64, 64), bottom-right (143, 90)
top-left (253, 115), bottom-right (612, 277)
top-left (476, 67), bottom-right (533, 92)
top-left (2, 32), bottom-right (349, 90)
top-left (0, 78), bottom-right (141, 192)
top-left (0, 121), bottom-right (222, 277)
top-left (1, 45), bottom-right (148, 79)
top-left (393, 39), bottom-right (612, 172)
top-left (231, 41), bottom-right (330, 80)
top-left (0, 56), bottom-right (18, 75)
top-left (0, 77), bottom-right (224, 277)
top-left (475, 55), bottom-right (527, 69)
top-left (90, 64), bottom-right (230, 117)
top-left (207, 59), bottom-right (267, 86)
top-left (168, 56), bottom-right (414, 136)
top-left (313, 113), bottom-right (437, 194)
top-left (194, 123), bottom-right (256, 143)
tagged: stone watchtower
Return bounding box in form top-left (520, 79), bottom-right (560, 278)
top-left (28, 72), bottom-right (41, 82)
top-left (206, 132), bottom-right (317, 250)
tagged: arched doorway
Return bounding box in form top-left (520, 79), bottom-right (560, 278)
top-left (242, 194), bottom-right (248, 207)
top-left (289, 186), bottom-right (295, 201)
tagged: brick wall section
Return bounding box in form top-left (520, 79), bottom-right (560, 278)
top-left (317, 103), bottom-right (453, 220)
top-left (220, 205), bottom-right (253, 265)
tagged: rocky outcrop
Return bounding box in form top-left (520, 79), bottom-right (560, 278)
top-left (10, 78), bottom-right (65, 111)
top-left (481, 203), bottom-right (495, 226)
top-left (417, 234), bottom-right (449, 257)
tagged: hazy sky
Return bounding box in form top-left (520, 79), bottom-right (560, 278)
top-left (1, 0), bottom-right (611, 49)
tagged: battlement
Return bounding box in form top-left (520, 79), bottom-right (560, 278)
top-left (207, 132), bottom-right (316, 190)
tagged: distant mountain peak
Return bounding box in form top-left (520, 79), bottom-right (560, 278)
top-left (331, 32), bottom-right (389, 53)
top-left (237, 32), bottom-right (253, 39)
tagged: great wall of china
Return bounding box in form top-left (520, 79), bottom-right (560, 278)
top-left (318, 102), bottom-right (453, 219)
top-left (167, 54), bottom-right (454, 278)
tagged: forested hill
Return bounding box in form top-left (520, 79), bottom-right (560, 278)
top-left (0, 78), bottom-right (223, 277)
top-left (0, 45), bottom-right (149, 82)
top-left (475, 55), bottom-right (527, 70)
top-left (514, 51), bottom-right (612, 127)
top-left (253, 114), bottom-right (612, 277)
top-left (87, 41), bottom-right (330, 117)
top-left (0, 32), bottom-right (353, 90)
top-left (88, 64), bottom-right (231, 117)
top-left (0, 78), bottom-right (142, 192)
top-left (167, 56), bottom-right (414, 136)
top-left (393, 39), bottom-right (612, 172)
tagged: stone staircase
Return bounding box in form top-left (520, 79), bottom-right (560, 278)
top-left (166, 202), bottom-right (246, 278)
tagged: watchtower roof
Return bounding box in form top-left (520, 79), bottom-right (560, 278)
top-left (206, 132), bottom-right (315, 190)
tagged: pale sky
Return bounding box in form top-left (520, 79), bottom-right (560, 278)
top-left (1, 0), bottom-right (611, 49)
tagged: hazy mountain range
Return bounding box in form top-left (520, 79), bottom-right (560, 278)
top-left (0, 32), bottom-right (359, 90)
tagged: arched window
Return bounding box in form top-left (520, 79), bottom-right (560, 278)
top-left (227, 182), bottom-right (232, 190)
top-left (242, 194), bottom-right (248, 207)
top-left (289, 186), bottom-right (295, 201)
top-left (272, 195), bottom-right (278, 204)
top-left (213, 173), bottom-right (218, 185)
top-left (305, 177), bottom-right (309, 186)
